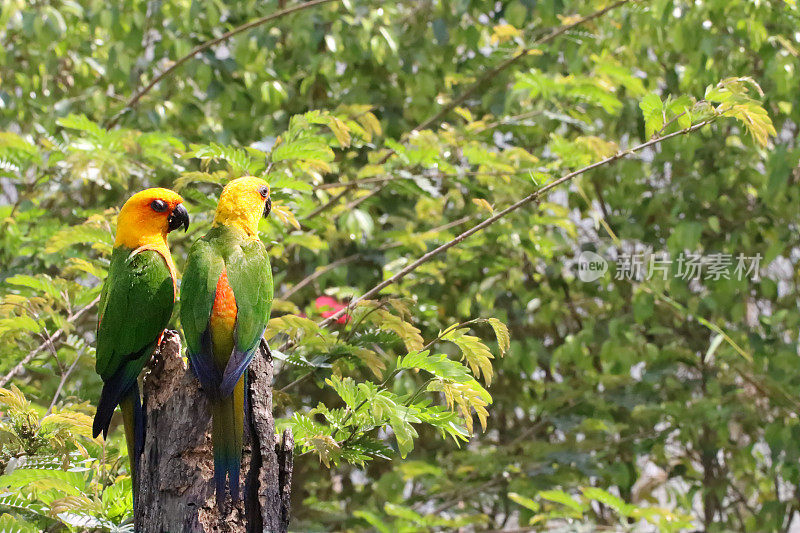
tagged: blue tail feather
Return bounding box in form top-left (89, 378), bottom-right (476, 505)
top-left (94, 366), bottom-right (140, 439)
top-left (211, 378), bottom-right (246, 507)
top-left (220, 344), bottom-right (258, 397)
top-left (189, 328), bottom-right (223, 400)
top-left (93, 342), bottom-right (153, 439)
top-left (213, 455), bottom-right (242, 507)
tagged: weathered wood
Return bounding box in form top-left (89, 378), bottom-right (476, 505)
top-left (135, 330), bottom-right (292, 533)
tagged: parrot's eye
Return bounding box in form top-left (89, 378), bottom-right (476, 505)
top-left (151, 199), bottom-right (168, 212)
top-left (258, 186), bottom-right (269, 198)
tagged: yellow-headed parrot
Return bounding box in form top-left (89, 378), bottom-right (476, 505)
top-left (180, 176), bottom-right (273, 505)
top-left (93, 188), bottom-right (189, 490)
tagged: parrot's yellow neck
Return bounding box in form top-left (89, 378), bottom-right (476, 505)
top-left (115, 225), bottom-right (169, 250)
top-left (212, 210), bottom-right (260, 239)
top-left (115, 222), bottom-right (175, 273)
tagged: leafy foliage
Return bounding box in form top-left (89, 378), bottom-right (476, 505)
top-left (1, 0), bottom-right (797, 531)
top-left (0, 387), bottom-right (131, 531)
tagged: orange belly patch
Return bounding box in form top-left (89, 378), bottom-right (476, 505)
top-left (209, 268), bottom-right (238, 363)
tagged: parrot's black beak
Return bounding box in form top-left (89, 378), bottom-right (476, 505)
top-left (168, 203), bottom-right (190, 233)
top-left (263, 197), bottom-right (272, 218)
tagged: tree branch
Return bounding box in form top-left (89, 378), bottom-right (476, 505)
top-left (106, 0), bottom-right (339, 128)
top-left (279, 214), bottom-right (476, 303)
top-left (313, 175), bottom-right (397, 191)
top-left (302, 187), bottom-right (349, 220)
top-left (315, 119), bottom-right (715, 327)
top-left (0, 295), bottom-right (101, 388)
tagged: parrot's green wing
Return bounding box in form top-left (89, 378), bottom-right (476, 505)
top-left (95, 247), bottom-right (174, 379)
top-left (180, 235), bottom-right (226, 394)
top-left (181, 225), bottom-right (273, 397)
top-left (221, 237), bottom-right (273, 395)
top-left (93, 247), bottom-right (174, 438)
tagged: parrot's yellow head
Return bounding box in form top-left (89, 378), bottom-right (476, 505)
top-left (213, 177), bottom-right (271, 238)
top-left (114, 188), bottom-right (189, 249)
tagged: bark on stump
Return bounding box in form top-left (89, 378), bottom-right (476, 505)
top-left (135, 331), bottom-right (293, 532)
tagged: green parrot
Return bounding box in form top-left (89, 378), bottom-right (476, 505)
top-left (93, 188), bottom-right (190, 492)
top-left (180, 176), bottom-right (273, 505)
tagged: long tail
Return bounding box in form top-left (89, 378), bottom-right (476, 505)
top-left (93, 365), bottom-right (140, 440)
top-left (119, 384), bottom-right (144, 508)
top-left (211, 375), bottom-right (245, 507)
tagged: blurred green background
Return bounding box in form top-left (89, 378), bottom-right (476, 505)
top-left (0, 0), bottom-right (798, 531)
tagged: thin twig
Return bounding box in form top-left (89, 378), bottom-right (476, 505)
top-left (47, 351), bottom-right (84, 415)
top-left (473, 110), bottom-right (545, 133)
top-left (0, 295), bottom-right (101, 388)
top-left (303, 188), bottom-right (349, 220)
top-left (421, 318), bottom-right (484, 353)
top-left (425, 214), bottom-right (476, 234)
top-left (105, 0), bottom-right (339, 128)
top-left (277, 370), bottom-right (315, 393)
top-left (313, 175), bottom-right (398, 191)
top-left (342, 186), bottom-right (382, 211)
top-left (279, 215), bottom-right (476, 303)
top-left (275, 215), bottom-right (480, 391)
top-left (591, 179), bottom-right (612, 222)
top-left (281, 254), bottom-right (362, 299)
top-left (311, 169), bottom-right (533, 195)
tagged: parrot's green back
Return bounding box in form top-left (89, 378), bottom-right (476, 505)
top-left (93, 246), bottom-right (175, 496)
top-left (180, 224), bottom-right (273, 504)
top-left (95, 247), bottom-right (174, 381)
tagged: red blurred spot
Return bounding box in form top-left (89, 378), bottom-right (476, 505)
top-left (315, 296), bottom-right (350, 324)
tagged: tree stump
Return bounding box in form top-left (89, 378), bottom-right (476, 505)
top-left (135, 330), bottom-right (293, 532)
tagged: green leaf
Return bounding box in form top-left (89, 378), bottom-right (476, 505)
top-left (508, 492), bottom-right (540, 512)
top-left (396, 351), bottom-right (471, 382)
top-left (354, 510), bottom-right (392, 533)
top-left (705, 333), bottom-right (724, 360)
top-left (264, 314), bottom-right (321, 342)
top-left (267, 175), bottom-right (314, 192)
top-left (0, 513), bottom-right (40, 533)
top-left (361, 306), bottom-right (424, 352)
top-left (441, 328), bottom-right (494, 385)
top-left (581, 487), bottom-right (632, 517)
top-left (538, 489), bottom-right (587, 514)
top-left (57, 114), bottom-right (104, 138)
top-left (388, 409), bottom-right (419, 457)
top-left (487, 318), bottom-right (510, 355)
top-left (639, 93), bottom-right (663, 137)
top-left (46, 225), bottom-right (112, 254)
top-left (188, 143), bottom-right (256, 175)
top-left (272, 139), bottom-right (334, 164)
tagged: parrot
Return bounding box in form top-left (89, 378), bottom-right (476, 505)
top-left (93, 188), bottom-right (190, 492)
top-left (180, 176), bottom-right (273, 505)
